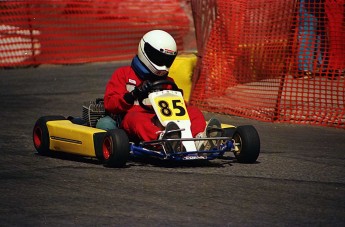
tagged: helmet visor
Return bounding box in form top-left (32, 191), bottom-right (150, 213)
top-left (143, 41), bottom-right (177, 68)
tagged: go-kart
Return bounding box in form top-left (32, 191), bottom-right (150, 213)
top-left (33, 80), bottom-right (260, 167)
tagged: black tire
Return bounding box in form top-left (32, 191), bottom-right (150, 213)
top-left (232, 125), bottom-right (260, 163)
top-left (33, 115), bottom-right (66, 155)
top-left (102, 129), bottom-right (130, 168)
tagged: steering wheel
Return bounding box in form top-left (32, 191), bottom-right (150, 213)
top-left (138, 80), bottom-right (180, 111)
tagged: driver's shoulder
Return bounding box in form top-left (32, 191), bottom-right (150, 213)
top-left (118, 66), bottom-right (142, 86)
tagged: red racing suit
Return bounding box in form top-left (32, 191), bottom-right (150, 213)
top-left (104, 65), bottom-right (206, 141)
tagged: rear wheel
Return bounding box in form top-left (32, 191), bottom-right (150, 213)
top-left (232, 125), bottom-right (260, 163)
top-left (33, 116), bottom-right (66, 155)
top-left (102, 129), bottom-right (130, 168)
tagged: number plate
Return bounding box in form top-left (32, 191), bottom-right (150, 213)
top-left (153, 96), bottom-right (189, 122)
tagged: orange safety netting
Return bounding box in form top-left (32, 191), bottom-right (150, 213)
top-left (0, 0), bottom-right (193, 66)
top-left (191, 0), bottom-right (345, 128)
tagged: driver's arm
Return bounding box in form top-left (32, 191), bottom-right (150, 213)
top-left (104, 68), bottom-right (135, 114)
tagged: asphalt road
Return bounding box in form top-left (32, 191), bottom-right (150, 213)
top-left (0, 63), bottom-right (344, 226)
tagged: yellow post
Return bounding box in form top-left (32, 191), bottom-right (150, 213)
top-left (169, 53), bottom-right (197, 102)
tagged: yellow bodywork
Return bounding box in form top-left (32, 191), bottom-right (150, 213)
top-left (221, 123), bottom-right (236, 129)
top-left (47, 120), bottom-right (106, 157)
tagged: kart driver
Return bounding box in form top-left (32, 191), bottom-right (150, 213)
top-left (101, 30), bottom-right (221, 150)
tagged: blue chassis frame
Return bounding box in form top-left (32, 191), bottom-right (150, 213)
top-left (130, 137), bottom-right (235, 161)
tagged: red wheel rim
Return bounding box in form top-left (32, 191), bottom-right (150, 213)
top-left (102, 137), bottom-right (112, 160)
top-left (33, 126), bottom-right (42, 148)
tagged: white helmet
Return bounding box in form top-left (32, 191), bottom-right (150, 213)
top-left (137, 30), bottom-right (178, 77)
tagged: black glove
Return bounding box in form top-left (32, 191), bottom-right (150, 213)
top-left (131, 80), bottom-right (152, 100)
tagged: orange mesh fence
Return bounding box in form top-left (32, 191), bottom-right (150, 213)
top-left (0, 0), bottom-right (193, 67)
top-left (191, 0), bottom-right (345, 128)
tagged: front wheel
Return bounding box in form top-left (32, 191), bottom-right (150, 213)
top-left (102, 129), bottom-right (130, 168)
top-left (232, 125), bottom-right (260, 163)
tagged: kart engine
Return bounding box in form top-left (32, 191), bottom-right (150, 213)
top-left (82, 99), bottom-right (105, 127)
